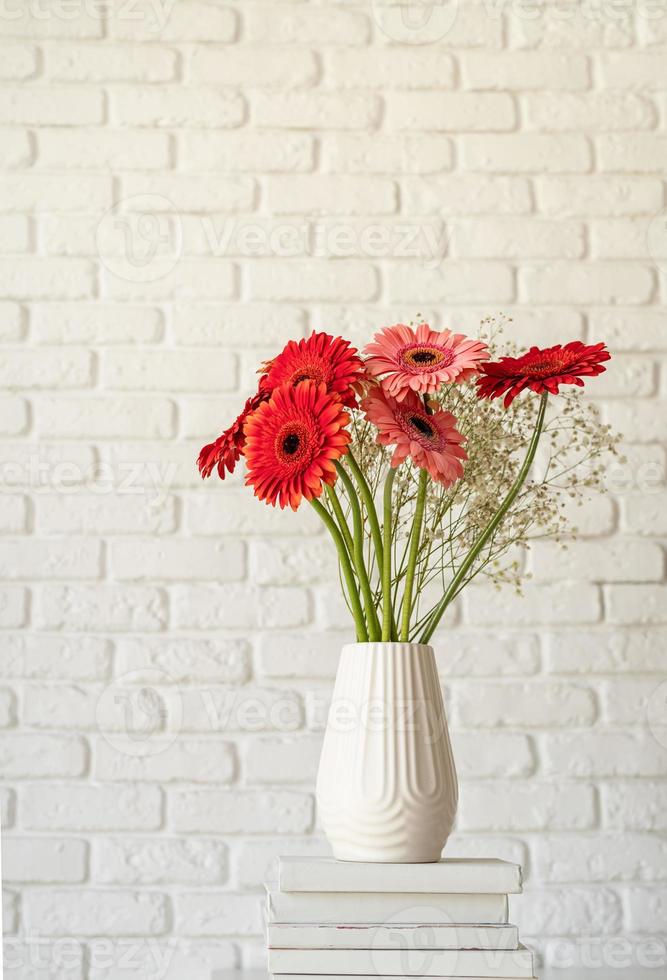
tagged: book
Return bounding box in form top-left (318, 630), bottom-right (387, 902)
top-left (278, 858), bottom-right (522, 896)
top-left (265, 888), bottom-right (509, 926)
top-left (271, 975), bottom-right (534, 980)
top-left (269, 946), bottom-right (534, 978)
top-left (267, 923), bottom-right (519, 951)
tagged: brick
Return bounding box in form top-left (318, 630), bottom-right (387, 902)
top-left (38, 129), bottom-right (171, 170)
top-left (529, 539), bottom-right (663, 582)
top-left (189, 46), bottom-right (318, 87)
top-left (32, 304), bottom-right (163, 344)
top-left (0, 635), bottom-right (111, 680)
top-left (626, 888), bottom-right (667, 932)
top-left (597, 52), bottom-right (667, 88)
top-left (35, 585), bottom-right (167, 631)
top-left (172, 304), bottom-right (305, 347)
top-left (250, 540), bottom-right (335, 587)
top-left (175, 891), bottom-right (261, 937)
top-left (0, 349), bottom-right (92, 387)
top-left (171, 789), bottom-right (313, 833)
top-left (180, 685), bottom-right (302, 735)
top-left (23, 683), bottom-right (103, 730)
top-left (0, 734), bottom-right (86, 778)
top-left (111, 87), bottom-right (244, 127)
top-left (0, 687), bottom-right (15, 726)
top-left (515, 887), bottom-right (622, 937)
top-left (452, 732), bottom-right (536, 778)
top-left (266, 176), bottom-right (396, 215)
top-left (510, 7), bottom-right (634, 49)
top-left (256, 632), bottom-right (345, 680)
top-left (121, 174), bottom-right (255, 213)
top-left (246, 5), bottom-right (369, 44)
top-left (598, 133), bottom-right (667, 172)
top-left (0, 215), bottom-right (30, 252)
top-left (605, 781), bottom-right (667, 831)
top-left (115, 637), bottom-right (250, 685)
top-left (25, 889), bottom-right (168, 937)
top-left (0, 301), bottom-right (24, 340)
top-left (606, 584), bottom-right (667, 624)
top-left (0, 128), bottom-right (32, 168)
top-left (455, 681), bottom-right (597, 729)
top-left (463, 583), bottom-right (601, 627)
top-left (544, 732), bottom-right (667, 778)
top-left (0, 538), bottom-right (101, 580)
top-left (93, 837), bottom-right (227, 885)
top-left (450, 218), bottom-right (584, 259)
top-left (35, 396), bottom-right (175, 439)
top-left (0, 86), bottom-right (104, 125)
top-left (23, 783), bottom-right (163, 831)
top-left (545, 628), bottom-right (667, 675)
top-left (180, 131), bottom-right (314, 173)
top-left (537, 176), bottom-right (663, 216)
top-left (0, 258), bottom-right (94, 300)
top-left (254, 93), bottom-right (380, 130)
top-left (403, 176), bottom-right (531, 215)
top-left (591, 217), bottom-right (667, 259)
top-left (0, 494), bottom-right (26, 532)
top-left (110, 539), bottom-right (244, 582)
top-left (94, 739), bottom-right (236, 784)
top-left (623, 492), bottom-right (667, 534)
top-left (463, 134), bottom-right (591, 172)
top-left (102, 259), bottom-right (236, 302)
top-left (520, 263), bottom-right (654, 304)
top-left (249, 260), bottom-right (377, 302)
top-left (535, 833), bottom-right (667, 883)
top-left (458, 782), bottom-right (597, 831)
top-left (387, 92), bottom-right (515, 132)
top-left (108, 0), bottom-right (237, 41)
top-left (525, 93), bottom-right (655, 131)
top-left (325, 49), bottom-right (455, 88)
top-left (0, 43), bottom-right (37, 80)
top-left (172, 585), bottom-right (309, 630)
top-left (102, 348), bottom-right (236, 393)
top-left (0, 587), bottom-right (27, 627)
top-left (461, 51), bottom-right (589, 89)
top-left (385, 262), bottom-right (514, 303)
top-left (435, 633), bottom-right (541, 678)
top-left (3, 838), bottom-right (87, 883)
top-left (45, 42), bottom-right (177, 82)
top-left (100, 440), bottom-right (203, 491)
top-left (0, 397), bottom-right (27, 436)
top-left (36, 494), bottom-right (176, 535)
top-left (244, 735), bottom-right (321, 784)
top-left (322, 134), bottom-right (453, 174)
top-left (603, 400), bottom-right (667, 442)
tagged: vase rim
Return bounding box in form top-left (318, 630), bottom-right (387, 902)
top-left (342, 641), bottom-right (434, 654)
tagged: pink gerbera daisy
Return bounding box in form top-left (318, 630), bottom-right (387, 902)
top-left (362, 386), bottom-right (467, 488)
top-left (363, 322), bottom-right (489, 401)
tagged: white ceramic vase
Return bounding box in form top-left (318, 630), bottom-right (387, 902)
top-left (316, 642), bottom-right (458, 863)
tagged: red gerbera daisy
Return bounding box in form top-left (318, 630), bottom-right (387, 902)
top-left (362, 386), bottom-right (467, 488)
top-left (364, 322), bottom-right (489, 401)
top-left (476, 341), bottom-right (611, 408)
top-left (262, 331), bottom-right (365, 408)
top-left (197, 390), bottom-right (267, 480)
top-left (244, 381), bottom-right (352, 510)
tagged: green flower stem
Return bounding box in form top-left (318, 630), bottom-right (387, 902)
top-left (310, 497), bottom-right (368, 643)
top-left (335, 463), bottom-right (381, 642)
top-left (382, 467), bottom-right (397, 642)
top-left (400, 467), bottom-right (428, 642)
top-left (325, 483), bottom-right (355, 560)
top-left (420, 391), bottom-right (549, 645)
top-left (346, 451), bottom-right (384, 570)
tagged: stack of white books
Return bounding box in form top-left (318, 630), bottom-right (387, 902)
top-left (265, 857), bottom-right (535, 980)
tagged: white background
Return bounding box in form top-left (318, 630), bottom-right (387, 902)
top-left (0, 0), bottom-right (666, 976)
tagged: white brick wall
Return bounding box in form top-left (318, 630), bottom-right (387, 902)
top-left (1, 0), bottom-right (666, 975)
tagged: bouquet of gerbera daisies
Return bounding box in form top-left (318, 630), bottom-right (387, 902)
top-left (198, 321), bottom-right (615, 644)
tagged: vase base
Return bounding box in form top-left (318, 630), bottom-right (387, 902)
top-left (331, 845), bottom-right (446, 864)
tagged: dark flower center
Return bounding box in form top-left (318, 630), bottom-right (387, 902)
top-left (282, 433), bottom-right (301, 455)
top-left (412, 351), bottom-right (437, 364)
top-left (401, 344), bottom-right (455, 372)
top-left (409, 415), bottom-right (435, 438)
top-left (527, 355), bottom-right (566, 377)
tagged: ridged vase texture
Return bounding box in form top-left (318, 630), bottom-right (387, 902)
top-left (316, 642), bottom-right (458, 863)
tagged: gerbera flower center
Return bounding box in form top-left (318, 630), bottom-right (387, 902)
top-left (526, 354), bottom-right (567, 377)
top-left (408, 414), bottom-right (436, 438)
top-left (276, 420), bottom-right (313, 466)
top-left (400, 344), bottom-right (456, 373)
